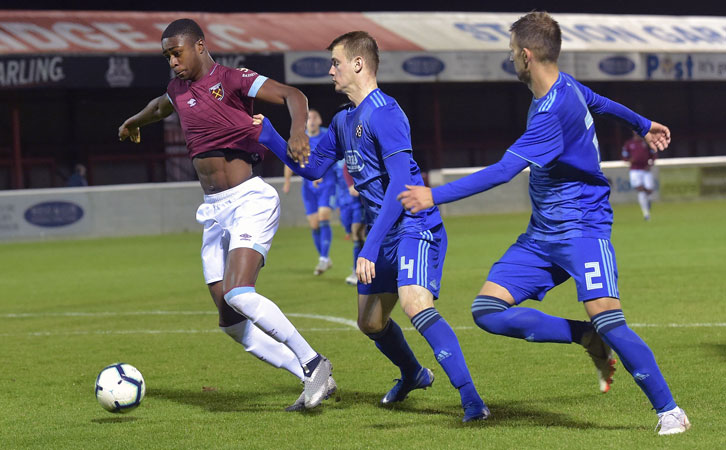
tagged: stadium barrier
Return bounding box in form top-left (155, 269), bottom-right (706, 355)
top-left (1, 156), bottom-right (724, 241)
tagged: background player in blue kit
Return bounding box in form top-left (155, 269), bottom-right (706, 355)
top-left (283, 109), bottom-right (336, 275)
top-left (399, 12), bottom-right (689, 435)
top-left (256, 31), bottom-right (489, 422)
top-left (334, 159), bottom-right (366, 285)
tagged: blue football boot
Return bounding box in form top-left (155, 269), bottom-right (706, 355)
top-left (381, 367), bottom-right (434, 404)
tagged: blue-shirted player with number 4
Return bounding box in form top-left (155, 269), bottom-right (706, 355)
top-left (256, 30), bottom-right (489, 422)
top-left (399, 12), bottom-right (689, 435)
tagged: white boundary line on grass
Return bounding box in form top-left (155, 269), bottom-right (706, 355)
top-left (1, 311), bottom-right (725, 338)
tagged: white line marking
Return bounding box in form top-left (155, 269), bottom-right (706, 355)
top-left (1, 311), bottom-right (724, 338)
top-left (0, 310), bottom-right (358, 328)
top-left (287, 313), bottom-right (357, 329)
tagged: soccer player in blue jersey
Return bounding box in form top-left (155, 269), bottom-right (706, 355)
top-left (283, 109), bottom-right (336, 275)
top-left (334, 159), bottom-right (366, 284)
top-left (255, 31), bottom-right (489, 422)
top-left (398, 12), bottom-right (690, 435)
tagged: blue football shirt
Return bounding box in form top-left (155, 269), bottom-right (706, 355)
top-left (303, 126), bottom-right (335, 190)
top-left (314, 89), bottom-right (441, 237)
top-left (506, 72), bottom-right (651, 240)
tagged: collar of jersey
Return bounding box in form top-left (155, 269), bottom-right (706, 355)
top-left (347, 88), bottom-right (383, 113)
top-left (187, 63), bottom-right (220, 85)
top-left (532, 72), bottom-right (562, 102)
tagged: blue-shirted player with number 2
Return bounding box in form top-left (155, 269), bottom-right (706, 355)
top-left (256, 30), bottom-right (489, 422)
top-left (399, 12), bottom-right (689, 435)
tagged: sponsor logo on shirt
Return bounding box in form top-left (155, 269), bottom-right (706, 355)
top-left (187, 98), bottom-right (197, 107)
top-left (236, 67), bottom-right (257, 77)
top-left (209, 82), bottom-right (224, 101)
top-left (240, 233), bottom-right (252, 241)
top-left (345, 149), bottom-right (365, 173)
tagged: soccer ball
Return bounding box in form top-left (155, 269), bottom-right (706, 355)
top-left (95, 363), bottom-right (146, 413)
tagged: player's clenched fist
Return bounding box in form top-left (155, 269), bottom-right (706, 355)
top-left (288, 131), bottom-right (311, 168)
top-left (398, 185), bottom-right (434, 213)
top-left (118, 121), bottom-right (141, 143)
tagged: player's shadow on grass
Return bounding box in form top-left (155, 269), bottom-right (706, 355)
top-left (152, 386), bottom-right (289, 413)
top-left (703, 343), bottom-right (726, 362)
top-left (480, 397), bottom-right (644, 431)
top-left (357, 391), bottom-right (641, 431)
top-left (91, 416), bottom-right (139, 424)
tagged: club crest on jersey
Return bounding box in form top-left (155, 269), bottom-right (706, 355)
top-left (345, 149), bottom-right (365, 173)
top-left (355, 123), bottom-right (363, 138)
top-left (209, 82), bottom-right (225, 101)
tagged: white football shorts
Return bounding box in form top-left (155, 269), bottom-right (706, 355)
top-left (629, 169), bottom-right (655, 191)
top-left (196, 176), bottom-right (280, 284)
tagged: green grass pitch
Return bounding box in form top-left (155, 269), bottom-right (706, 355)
top-left (1, 199), bottom-right (725, 449)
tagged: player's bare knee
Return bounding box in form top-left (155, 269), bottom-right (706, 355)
top-left (358, 315), bottom-right (386, 334)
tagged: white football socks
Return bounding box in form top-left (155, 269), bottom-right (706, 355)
top-left (224, 287), bottom-right (318, 367)
top-left (637, 191), bottom-right (650, 218)
top-left (221, 321), bottom-right (304, 380)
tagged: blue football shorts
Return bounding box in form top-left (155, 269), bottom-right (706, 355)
top-left (339, 198), bottom-right (364, 233)
top-left (301, 179), bottom-right (335, 215)
top-left (487, 233), bottom-right (620, 303)
top-left (358, 223), bottom-right (446, 299)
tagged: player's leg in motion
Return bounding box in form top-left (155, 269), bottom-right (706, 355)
top-left (348, 220), bottom-right (365, 285)
top-left (302, 183), bottom-right (326, 273)
top-left (471, 236), bottom-right (616, 392)
top-left (399, 226), bottom-right (488, 422)
top-left (631, 170), bottom-right (652, 220)
top-left (358, 293), bottom-right (425, 387)
top-left (223, 248), bottom-right (336, 409)
top-left (315, 205), bottom-right (333, 274)
top-left (585, 298), bottom-right (689, 434)
top-left (400, 285), bottom-right (489, 422)
top-left (210, 282), bottom-right (303, 380)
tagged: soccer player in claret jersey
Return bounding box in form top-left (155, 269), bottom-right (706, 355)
top-left (622, 131), bottom-right (657, 220)
top-left (256, 31), bottom-right (489, 422)
top-left (283, 109), bottom-right (336, 275)
top-left (117, 19), bottom-right (335, 411)
top-left (399, 12), bottom-right (690, 435)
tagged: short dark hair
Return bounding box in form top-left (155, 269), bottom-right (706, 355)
top-left (510, 11), bottom-right (561, 63)
top-left (161, 19), bottom-right (205, 42)
top-left (327, 31), bottom-right (379, 74)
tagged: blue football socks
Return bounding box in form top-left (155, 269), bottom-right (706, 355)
top-left (472, 296), bottom-right (583, 343)
top-left (311, 227), bottom-right (322, 255)
top-left (411, 308), bottom-right (481, 406)
top-left (366, 319), bottom-right (422, 380)
top-left (591, 310), bottom-right (676, 413)
top-left (319, 220), bottom-right (332, 258)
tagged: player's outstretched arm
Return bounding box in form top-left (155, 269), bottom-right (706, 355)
top-left (644, 121), bottom-right (671, 152)
top-left (118, 94), bottom-right (174, 144)
top-left (254, 79), bottom-right (310, 166)
top-left (255, 116), bottom-right (335, 180)
top-left (398, 151), bottom-right (528, 213)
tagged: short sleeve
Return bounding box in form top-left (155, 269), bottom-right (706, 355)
top-left (369, 104), bottom-right (412, 158)
top-left (506, 111), bottom-right (564, 167)
top-left (225, 67), bottom-right (268, 98)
